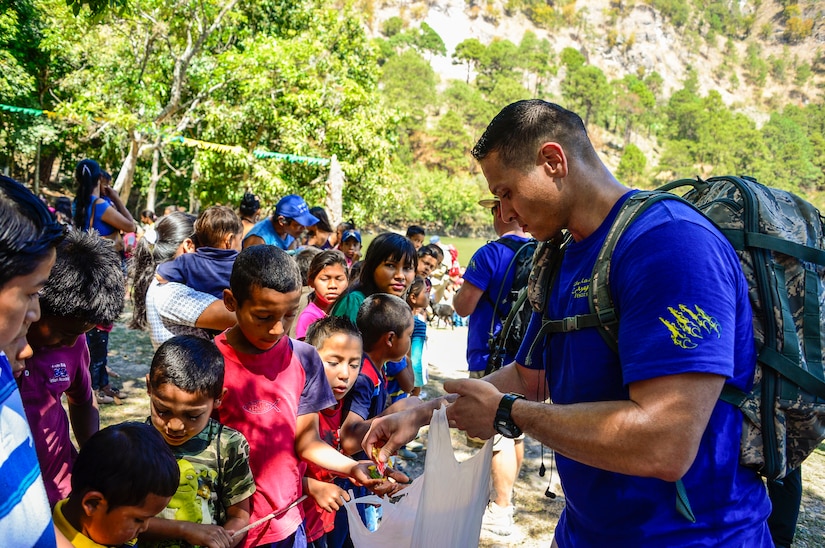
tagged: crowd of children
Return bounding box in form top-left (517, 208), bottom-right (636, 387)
top-left (4, 162), bottom-right (470, 548)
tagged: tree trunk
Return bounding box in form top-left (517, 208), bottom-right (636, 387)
top-left (146, 136), bottom-right (165, 213)
top-left (113, 132), bottom-right (143, 204)
top-left (324, 155), bottom-right (345, 228)
top-left (188, 150), bottom-right (200, 214)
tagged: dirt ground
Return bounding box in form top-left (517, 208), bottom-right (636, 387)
top-left (100, 314), bottom-right (824, 547)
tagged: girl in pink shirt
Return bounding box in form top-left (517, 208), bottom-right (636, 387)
top-left (296, 250), bottom-right (349, 340)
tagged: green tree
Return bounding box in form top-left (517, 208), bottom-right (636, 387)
top-left (380, 48), bottom-right (438, 124)
top-left (616, 143), bottom-right (647, 186)
top-left (414, 22), bottom-right (446, 58)
top-left (561, 64), bottom-right (612, 126)
top-left (452, 38), bottom-right (485, 83)
top-left (431, 110), bottom-right (471, 175)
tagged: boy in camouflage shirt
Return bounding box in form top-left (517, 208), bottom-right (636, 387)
top-left (142, 335), bottom-right (255, 548)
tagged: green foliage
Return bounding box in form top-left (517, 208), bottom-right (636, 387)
top-left (648, 0), bottom-right (690, 28)
top-left (382, 15), bottom-right (403, 37)
top-left (743, 42), bottom-right (769, 87)
top-left (561, 64), bottom-right (612, 126)
top-left (415, 22), bottom-right (446, 57)
top-left (795, 62), bottom-right (811, 86)
top-left (560, 46), bottom-right (586, 71)
top-left (380, 48), bottom-right (437, 123)
top-left (431, 110), bottom-right (472, 175)
top-left (617, 143), bottom-right (647, 185)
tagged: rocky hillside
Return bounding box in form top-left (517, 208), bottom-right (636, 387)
top-left (365, 0), bottom-right (824, 126)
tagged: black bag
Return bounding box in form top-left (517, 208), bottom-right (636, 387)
top-left (485, 238), bottom-right (537, 375)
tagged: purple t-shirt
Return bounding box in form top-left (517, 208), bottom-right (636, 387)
top-left (19, 335), bottom-right (92, 506)
top-left (295, 299), bottom-right (326, 340)
top-left (516, 192), bottom-right (771, 546)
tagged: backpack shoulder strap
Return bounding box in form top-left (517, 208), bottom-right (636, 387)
top-left (487, 238), bottom-right (536, 335)
top-left (535, 191), bottom-right (693, 352)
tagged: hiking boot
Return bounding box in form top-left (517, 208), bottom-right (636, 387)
top-left (96, 391), bottom-right (114, 405)
top-left (481, 502), bottom-right (515, 537)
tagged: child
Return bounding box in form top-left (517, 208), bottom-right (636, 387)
top-left (301, 316), bottom-right (364, 548)
top-left (156, 205), bottom-right (243, 299)
top-left (338, 229), bottom-right (362, 269)
top-left (328, 294), bottom-right (416, 547)
top-left (405, 225), bottom-right (425, 251)
top-left (53, 422), bottom-right (179, 548)
top-left (0, 174), bottom-right (65, 547)
top-left (19, 229), bottom-right (125, 506)
top-left (213, 245), bottom-right (386, 547)
top-left (142, 335), bottom-right (255, 547)
top-left (404, 276), bottom-right (431, 396)
top-left (295, 250), bottom-right (349, 340)
top-left (330, 232), bottom-right (417, 322)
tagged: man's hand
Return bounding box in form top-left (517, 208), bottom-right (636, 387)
top-left (362, 409), bottom-right (424, 464)
top-left (444, 378), bottom-right (503, 439)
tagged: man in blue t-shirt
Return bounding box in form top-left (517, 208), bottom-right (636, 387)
top-left (453, 197), bottom-right (529, 538)
top-left (364, 100), bottom-right (772, 547)
top-left (243, 194), bottom-right (319, 250)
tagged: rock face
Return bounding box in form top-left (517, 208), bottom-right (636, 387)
top-left (367, 0), bottom-right (822, 115)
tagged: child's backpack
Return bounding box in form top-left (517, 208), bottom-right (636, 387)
top-left (485, 237), bottom-right (537, 375)
top-left (527, 175), bottom-right (825, 511)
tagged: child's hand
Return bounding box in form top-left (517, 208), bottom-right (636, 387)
top-left (179, 521), bottom-right (235, 548)
top-left (307, 477), bottom-right (350, 513)
top-left (350, 460), bottom-right (410, 493)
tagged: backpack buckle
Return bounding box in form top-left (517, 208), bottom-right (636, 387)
top-left (562, 316), bottom-right (580, 332)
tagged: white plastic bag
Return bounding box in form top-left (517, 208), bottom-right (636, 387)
top-left (344, 404), bottom-right (493, 548)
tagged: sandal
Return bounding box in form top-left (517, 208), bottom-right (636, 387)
top-left (102, 386), bottom-right (128, 400)
top-left (96, 391), bottom-right (114, 405)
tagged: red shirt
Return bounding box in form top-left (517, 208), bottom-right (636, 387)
top-left (214, 333), bottom-right (334, 546)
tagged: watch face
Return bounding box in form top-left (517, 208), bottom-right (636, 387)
top-left (494, 418), bottom-right (521, 439)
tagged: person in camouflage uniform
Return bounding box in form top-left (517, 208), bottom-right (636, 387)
top-left (142, 335), bottom-right (255, 548)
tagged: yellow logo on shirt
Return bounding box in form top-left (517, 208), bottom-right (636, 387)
top-left (659, 304), bottom-right (721, 349)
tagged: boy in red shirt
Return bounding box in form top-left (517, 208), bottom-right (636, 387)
top-left (214, 246), bottom-right (396, 547)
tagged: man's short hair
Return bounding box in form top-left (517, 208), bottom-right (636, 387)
top-left (356, 293), bottom-right (413, 351)
top-left (0, 175), bottom-right (64, 289)
top-left (193, 205), bottom-right (243, 249)
top-left (305, 315), bottom-right (362, 351)
top-left (471, 99), bottom-right (594, 171)
top-left (39, 230), bottom-right (124, 324)
top-left (149, 335), bottom-right (225, 399)
top-left (230, 245), bottom-right (301, 305)
top-left (70, 422), bottom-right (178, 511)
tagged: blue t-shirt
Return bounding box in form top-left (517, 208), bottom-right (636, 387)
top-left (156, 247), bottom-right (238, 299)
top-left (384, 357), bottom-right (409, 403)
top-left (516, 192), bottom-right (771, 547)
top-left (462, 234), bottom-right (530, 372)
top-left (85, 197), bottom-right (117, 236)
top-left (244, 218), bottom-right (293, 250)
top-left (343, 356), bottom-right (387, 460)
top-left (0, 353), bottom-right (56, 547)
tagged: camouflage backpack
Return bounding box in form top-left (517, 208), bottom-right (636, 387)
top-left (527, 175), bottom-right (825, 518)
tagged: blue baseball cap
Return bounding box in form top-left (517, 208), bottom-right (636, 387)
top-left (275, 194), bottom-right (319, 227)
top-left (342, 229), bottom-right (361, 244)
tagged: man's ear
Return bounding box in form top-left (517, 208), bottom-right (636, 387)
top-left (81, 491), bottom-right (107, 517)
top-left (146, 374), bottom-right (152, 396)
top-left (223, 289), bottom-right (238, 312)
top-left (276, 215), bottom-right (287, 227)
top-left (214, 387), bottom-right (228, 408)
top-left (539, 142), bottom-right (568, 178)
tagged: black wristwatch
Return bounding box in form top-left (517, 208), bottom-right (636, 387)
top-left (494, 393), bottom-right (524, 438)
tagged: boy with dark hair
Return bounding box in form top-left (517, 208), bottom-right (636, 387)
top-left (0, 174), bottom-right (64, 547)
top-left (142, 335), bottom-right (254, 547)
top-left (53, 422), bottom-right (179, 547)
top-left (20, 229), bottom-right (125, 507)
top-left (157, 205), bottom-right (244, 299)
top-left (301, 316), bottom-right (364, 547)
top-left (214, 245), bottom-right (386, 547)
top-left (405, 225), bottom-right (425, 251)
